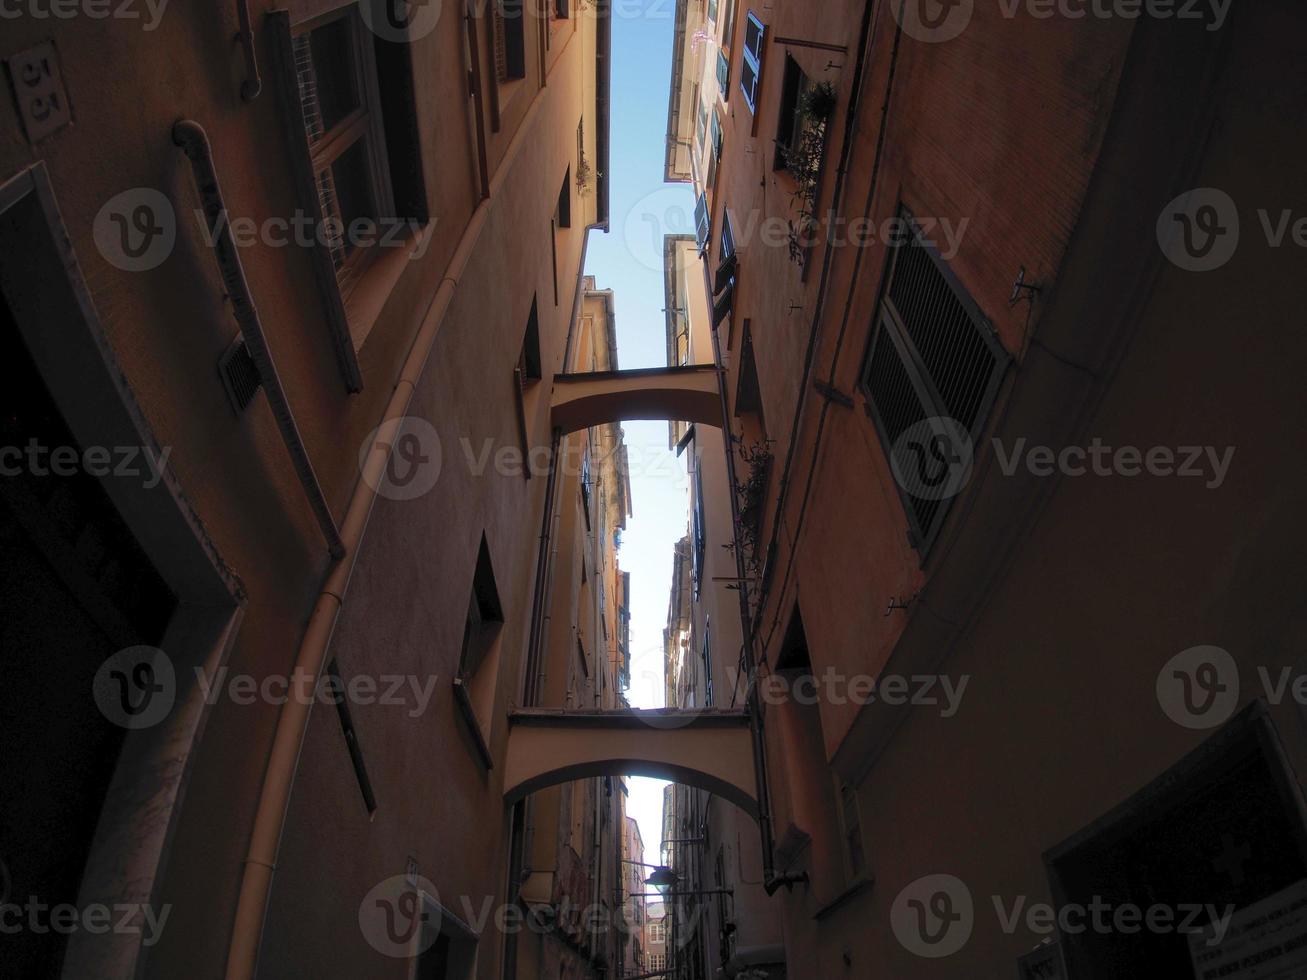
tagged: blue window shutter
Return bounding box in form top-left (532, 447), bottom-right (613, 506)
top-left (740, 12), bottom-right (766, 114)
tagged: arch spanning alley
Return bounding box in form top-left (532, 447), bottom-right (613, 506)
top-left (503, 708), bottom-right (759, 820)
top-left (550, 365), bottom-right (721, 434)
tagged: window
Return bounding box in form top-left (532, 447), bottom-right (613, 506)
top-left (580, 448), bottom-right (593, 528)
top-left (735, 321), bottom-right (766, 438)
top-left (740, 12), bottom-right (766, 114)
top-left (552, 172), bottom-right (570, 306)
top-left (706, 109), bottom-right (724, 188)
top-left (701, 619), bottom-right (714, 707)
top-left (774, 54), bottom-right (811, 170)
top-left (839, 780), bottom-right (865, 878)
top-left (293, 12), bottom-right (394, 295)
top-left (713, 211), bottom-right (737, 329)
top-left (1047, 707), bottom-right (1307, 976)
top-left (859, 209), bottom-right (1007, 553)
top-left (414, 893), bottom-right (479, 979)
top-left (493, 0), bottom-right (526, 81)
top-left (327, 659), bottom-right (377, 814)
top-left (707, 0), bottom-right (718, 23)
top-left (556, 168), bottom-right (572, 229)
top-left (716, 49), bottom-right (731, 101)
top-left (692, 464), bottom-right (706, 598)
top-left (553, 0), bottom-right (570, 17)
top-left (514, 299), bottom-right (540, 470)
top-left (694, 194), bottom-right (712, 252)
top-left (453, 535), bottom-right (504, 767)
top-left (275, 6), bottom-right (428, 382)
top-left (518, 299), bottom-right (542, 385)
top-left (695, 99), bottom-right (709, 153)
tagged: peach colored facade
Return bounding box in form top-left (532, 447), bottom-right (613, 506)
top-left (1, 2), bottom-right (626, 978)
top-left (5, 0), bottom-right (1306, 977)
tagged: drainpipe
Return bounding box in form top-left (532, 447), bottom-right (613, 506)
top-left (703, 257), bottom-right (803, 899)
top-left (222, 67), bottom-right (573, 977)
top-left (695, 0), bottom-right (880, 895)
top-left (172, 120), bottom-right (341, 558)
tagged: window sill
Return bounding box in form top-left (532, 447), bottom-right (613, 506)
top-left (813, 875), bottom-right (875, 921)
top-left (497, 77), bottom-right (527, 120)
top-left (342, 222), bottom-right (432, 351)
top-left (452, 676), bottom-right (495, 770)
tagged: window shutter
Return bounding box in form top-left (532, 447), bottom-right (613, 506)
top-left (712, 281), bottom-right (734, 327)
top-left (716, 50), bottom-right (731, 100)
top-left (714, 253), bottom-right (737, 295)
top-left (218, 338), bottom-right (263, 413)
top-left (860, 210), bottom-right (1008, 553)
top-left (494, 0), bottom-right (526, 81)
top-left (740, 59), bottom-right (759, 113)
top-left (492, 5), bottom-right (508, 81)
top-left (694, 194), bottom-right (711, 252)
top-left (744, 11), bottom-right (765, 59)
top-left (740, 12), bottom-right (765, 113)
top-left (720, 211), bottom-right (736, 259)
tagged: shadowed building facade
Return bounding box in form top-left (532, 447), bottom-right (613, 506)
top-left (664, 0), bottom-right (1307, 976)
top-left (0, 2), bottom-right (631, 977)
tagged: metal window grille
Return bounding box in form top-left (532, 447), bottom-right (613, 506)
top-left (860, 209), bottom-right (1008, 554)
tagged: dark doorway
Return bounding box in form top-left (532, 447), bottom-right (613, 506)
top-left (0, 293), bottom-right (177, 976)
top-left (1046, 706), bottom-right (1307, 978)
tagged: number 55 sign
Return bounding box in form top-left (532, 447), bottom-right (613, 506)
top-left (6, 41), bottom-right (73, 144)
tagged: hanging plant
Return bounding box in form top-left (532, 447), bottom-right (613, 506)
top-left (780, 81), bottom-right (838, 266)
top-left (576, 157), bottom-right (593, 196)
top-left (732, 440), bottom-right (774, 580)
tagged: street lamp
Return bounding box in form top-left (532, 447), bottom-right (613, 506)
top-left (637, 865), bottom-right (733, 901)
top-left (645, 865), bottom-right (680, 899)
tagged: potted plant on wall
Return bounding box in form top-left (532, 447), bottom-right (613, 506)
top-left (780, 81), bottom-right (838, 266)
